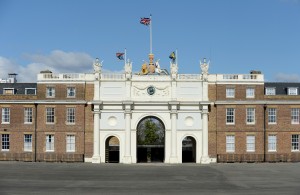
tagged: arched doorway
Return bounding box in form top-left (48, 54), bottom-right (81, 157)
top-left (105, 136), bottom-right (120, 163)
top-left (137, 116), bottom-right (165, 163)
top-left (182, 136), bottom-right (196, 163)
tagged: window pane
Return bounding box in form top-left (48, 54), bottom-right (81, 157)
top-left (46, 135), bottom-right (54, 152)
top-left (291, 135), bottom-right (299, 151)
top-left (46, 108), bottom-right (55, 123)
top-left (226, 135), bottom-right (235, 152)
top-left (291, 108), bottom-right (300, 124)
top-left (2, 134), bottom-right (10, 151)
top-left (226, 108), bottom-right (235, 124)
top-left (226, 88), bottom-right (235, 98)
top-left (2, 108), bottom-right (10, 123)
top-left (24, 134), bottom-right (32, 152)
top-left (66, 135), bottom-right (75, 152)
top-left (246, 135), bottom-right (255, 152)
top-left (67, 108), bottom-right (75, 124)
top-left (246, 108), bottom-right (255, 124)
top-left (268, 135), bottom-right (277, 152)
top-left (268, 108), bottom-right (276, 124)
top-left (24, 108), bottom-right (33, 124)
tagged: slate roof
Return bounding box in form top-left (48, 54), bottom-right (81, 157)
top-left (0, 83), bottom-right (37, 95)
top-left (265, 82), bottom-right (300, 95)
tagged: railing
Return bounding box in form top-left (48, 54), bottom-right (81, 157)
top-left (101, 73), bottom-right (125, 80)
top-left (37, 73), bottom-right (94, 81)
top-left (217, 74), bottom-right (264, 82)
top-left (177, 74), bottom-right (201, 80)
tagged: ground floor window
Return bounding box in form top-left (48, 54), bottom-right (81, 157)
top-left (66, 135), bottom-right (75, 152)
top-left (268, 135), bottom-right (277, 152)
top-left (226, 135), bottom-right (235, 152)
top-left (1, 134), bottom-right (9, 151)
top-left (24, 134), bottom-right (32, 152)
top-left (46, 135), bottom-right (54, 152)
top-left (246, 135), bottom-right (255, 152)
top-left (291, 134), bottom-right (299, 151)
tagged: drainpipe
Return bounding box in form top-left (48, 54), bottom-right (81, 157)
top-left (263, 104), bottom-right (267, 162)
top-left (34, 103), bottom-right (38, 162)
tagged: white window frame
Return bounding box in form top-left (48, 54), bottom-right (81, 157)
top-left (226, 135), bottom-right (235, 152)
top-left (246, 88), bottom-right (255, 98)
top-left (226, 88), bottom-right (235, 98)
top-left (46, 107), bottom-right (55, 124)
top-left (291, 134), bottom-right (299, 152)
top-left (46, 87), bottom-right (55, 98)
top-left (226, 108), bottom-right (235, 125)
top-left (246, 108), bottom-right (255, 124)
top-left (246, 135), bottom-right (255, 152)
top-left (291, 108), bottom-right (300, 124)
top-left (66, 135), bottom-right (75, 152)
top-left (24, 107), bottom-right (33, 124)
top-left (67, 87), bottom-right (76, 98)
top-left (268, 108), bottom-right (277, 124)
top-left (3, 88), bottom-right (15, 95)
top-left (46, 135), bottom-right (54, 152)
top-left (268, 135), bottom-right (277, 152)
top-left (288, 87), bottom-right (298, 95)
top-left (66, 107), bottom-right (75, 124)
top-left (265, 88), bottom-right (276, 95)
top-left (1, 107), bottom-right (10, 124)
top-left (25, 88), bottom-right (36, 95)
top-left (1, 134), bottom-right (10, 151)
top-left (24, 134), bottom-right (32, 152)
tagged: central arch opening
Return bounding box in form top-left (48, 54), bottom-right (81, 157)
top-left (137, 116), bottom-right (165, 163)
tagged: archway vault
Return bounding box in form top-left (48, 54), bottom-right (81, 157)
top-left (136, 116), bottom-right (165, 163)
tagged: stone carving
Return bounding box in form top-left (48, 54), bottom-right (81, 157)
top-left (93, 58), bottom-right (103, 73)
top-left (124, 59), bottom-right (132, 74)
top-left (133, 85), bottom-right (170, 97)
top-left (170, 62), bottom-right (178, 75)
top-left (200, 58), bottom-right (209, 81)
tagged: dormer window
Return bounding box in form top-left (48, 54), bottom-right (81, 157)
top-left (288, 87), bottom-right (298, 95)
top-left (25, 88), bottom-right (36, 95)
top-left (3, 88), bottom-right (15, 95)
top-left (265, 88), bottom-right (276, 95)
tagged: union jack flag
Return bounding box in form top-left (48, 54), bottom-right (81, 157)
top-left (140, 17), bottom-right (151, 26)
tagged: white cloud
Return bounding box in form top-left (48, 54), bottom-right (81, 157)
top-left (0, 50), bottom-right (98, 82)
top-left (274, 73), bottom-right (300, 82)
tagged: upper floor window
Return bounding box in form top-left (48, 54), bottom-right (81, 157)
top-left (246, 88), bottom-right (255, 98)
top-left (25, 88), bottom-right (36, 95)
top-left (67, 87), bottom-right (76, 98)
top-left (46, 107), bottom-right (55, 124)
top-left (66, 107), bottom-right (75, 124)
top-left (226, 108), bottom-right (235, 124)
top-left (226, 88), bottom-right (235, 98)
top-left (1, 108), bottom-right (10, 124)
top-left (246, 108), bottom-right (255, 124)
top-left (46, 87), bottom-right (55, 98)
top-left (268, 108), bottom-right (277, 124)
top-left (291, 108), bottom-right (300, 124)
top-left (3, 88), bottom-right (15, 95)
top-left (265, 88), bottom-right (276, 95)
top-left (24, 107), bottom-right (33, 124)
top-left (288, 87), bottom-right (298, 95)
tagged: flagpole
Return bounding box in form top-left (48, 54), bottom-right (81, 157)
top-left (125, 48), bottom-right (127, 65)
top-left (176, 49), bottom-right (178, 65)
top-left (150, 14), bottom-right (152, 54)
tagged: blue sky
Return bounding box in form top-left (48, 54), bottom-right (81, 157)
top-left (0, 0), bottom-right (300, 82)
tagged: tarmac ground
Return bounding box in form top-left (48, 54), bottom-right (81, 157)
top-left (0, 161), bottom-right (299, 195)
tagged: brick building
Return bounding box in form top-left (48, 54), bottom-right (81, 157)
top-left (1, 59), bottom-right (300, 163)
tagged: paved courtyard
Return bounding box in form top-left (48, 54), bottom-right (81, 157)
top-left (0, 162), bottom-right (299, 195)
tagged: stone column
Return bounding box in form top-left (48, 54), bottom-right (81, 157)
top-left (123, 103), bottom-right (133, 163)
top-left (169, 102), bottom-right (179, 163)
top-left (92, 106), bottom-right (101, 163)
top-left (201, 105), bottom-right (210, 164)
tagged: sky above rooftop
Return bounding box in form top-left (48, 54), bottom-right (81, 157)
top-left (0, 0), bottom-right (300, 82)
